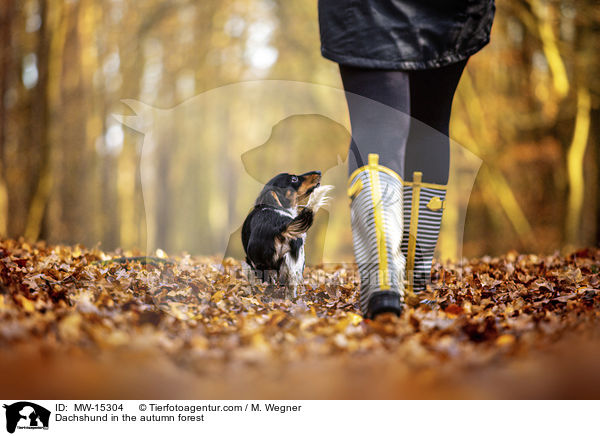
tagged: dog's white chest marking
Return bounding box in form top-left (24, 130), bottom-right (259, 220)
top-left (280, 241), bottom-right (305, 298)
top-left (272, 207), bottom-right (297, 263)
top-left (275, 208), bottom-right (296, 218)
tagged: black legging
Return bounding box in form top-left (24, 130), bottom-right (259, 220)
top-left (340, 60), bottom-right (467, 185)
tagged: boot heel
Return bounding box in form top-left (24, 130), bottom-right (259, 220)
top-left (367, 291), bottom-right (403, 318)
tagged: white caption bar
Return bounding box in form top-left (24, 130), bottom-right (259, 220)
top-left (0, 400), bottom-right (596, 435)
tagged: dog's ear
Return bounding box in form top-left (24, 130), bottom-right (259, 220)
top-left (256, 187), bottom-right (290, 208)
top-left (284, 188), bottom-right (297, 208)
top-left (271, 191), bottom-right (283, 207)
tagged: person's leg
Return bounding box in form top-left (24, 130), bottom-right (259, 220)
top-left (404, 59), bottom-right (467, 184)
top-left (339, 65), bottom-right (410, 318)
top-left (339, 65), bottom-right (410, 177)
top-left (402, 60), bottom-right (468, 295)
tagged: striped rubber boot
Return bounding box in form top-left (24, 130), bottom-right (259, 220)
top-left (347, 154), bottom-right (405, 318)
top-left (401, 171), bottom-right (447, 296)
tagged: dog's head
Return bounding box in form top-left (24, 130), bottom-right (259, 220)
top-left (256, 171), bottom-right (321, 209)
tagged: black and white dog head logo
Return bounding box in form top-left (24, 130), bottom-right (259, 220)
top-left (3, 402), bottom-right (50, 434)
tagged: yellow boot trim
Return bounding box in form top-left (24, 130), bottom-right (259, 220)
top-left (427, 196), bottom-right (446, 211)
top-left (348, 156), bottom-right (403, 188)
top-left (406, 171), bottom-right (422, 296)
top-left (367, 154), bottom-right (390, 290)
top-left (348, 154), bottom-right (403, 291)
top-left (349, 162), bottom-right (446, 190)
top-left (347, 178), bottom-right (363, 199)
top-left (402, 179), bottom-right (447, 190)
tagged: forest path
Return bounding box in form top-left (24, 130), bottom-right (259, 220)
top-left (1, 240), bottom-right (599, 398)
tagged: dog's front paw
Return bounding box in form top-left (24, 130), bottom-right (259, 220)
top-left (306, 184), bottom-right (334, 211)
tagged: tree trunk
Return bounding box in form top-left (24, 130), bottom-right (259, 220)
top-left (0, 0), bottom-right (15, 236)
top-left (24, 0), bottom-right (53, 242)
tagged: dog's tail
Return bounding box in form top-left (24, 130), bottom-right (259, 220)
top-left (281, 185), bottom-right (334, 240)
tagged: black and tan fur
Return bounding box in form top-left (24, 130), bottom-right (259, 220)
top-left (241, 171), bottom-right (332, 296)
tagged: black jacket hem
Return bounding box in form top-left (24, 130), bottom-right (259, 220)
top-left (321, 37), bottom-right (490, 71)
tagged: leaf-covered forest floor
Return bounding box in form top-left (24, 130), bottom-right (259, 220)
top-left (1, 239), bottom-right (599, 399)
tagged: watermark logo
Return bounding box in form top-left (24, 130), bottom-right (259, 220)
top-left (112, 80), bottom-right (483, 315)
top-left (3, 402), bottom-right (50, 434)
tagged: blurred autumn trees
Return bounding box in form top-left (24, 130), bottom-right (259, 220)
top-left (457, 0), bottom-right (600, 255)
top-left (0, 0), bottom-right (598, 259)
